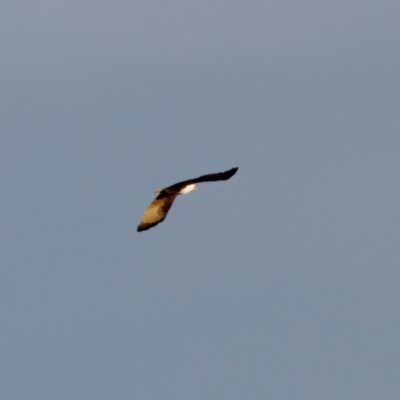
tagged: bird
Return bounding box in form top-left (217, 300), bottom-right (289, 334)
top-left (137, 167), bottom-right (238, 232)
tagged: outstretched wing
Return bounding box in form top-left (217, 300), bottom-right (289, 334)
top-left (137, 192), bottom-right (178, 232)
top-left (165, 167), bottom-right (238, 192)
top-left (137, 167), bottom-right (238, 232)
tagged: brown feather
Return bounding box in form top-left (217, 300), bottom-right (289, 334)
top-left (137, 193), bottom-right (178, 232)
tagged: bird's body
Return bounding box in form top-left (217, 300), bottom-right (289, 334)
top-left (137, 167), bottom-right (238, 232)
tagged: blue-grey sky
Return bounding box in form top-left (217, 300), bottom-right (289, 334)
top-left (1, 1), bottom-right (400, 399)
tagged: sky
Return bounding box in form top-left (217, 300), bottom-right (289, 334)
top-left (1, 1), bottom-right (400, 399)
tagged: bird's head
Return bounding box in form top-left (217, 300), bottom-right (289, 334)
top-left (179, 184), bottom-right (197, 194)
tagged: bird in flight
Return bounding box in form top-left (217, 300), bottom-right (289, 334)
top-left (137, 167), bottom-right (238, 232)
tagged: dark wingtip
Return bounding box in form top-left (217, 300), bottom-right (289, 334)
top-left (228, 167), bottom-right (239, 177)
top-left (137, 222), bottom-right (158, 232)
top-left (137, 224), bottom-right (149, 232)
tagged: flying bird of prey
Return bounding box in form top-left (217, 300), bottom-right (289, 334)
top-left (137, 167), bottom-right (238, 232)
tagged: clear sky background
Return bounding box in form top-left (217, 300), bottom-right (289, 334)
top-left (1, 1), bottom-right (400, 399)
